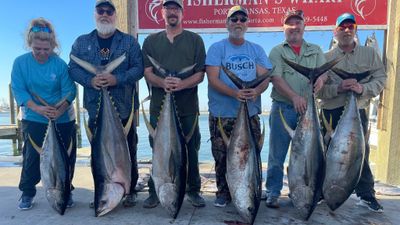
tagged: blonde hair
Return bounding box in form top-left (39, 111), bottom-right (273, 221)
top-left (25, 17), bottom-right (60, 54)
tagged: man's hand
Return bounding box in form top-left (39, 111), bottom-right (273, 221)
top-left (163, 77), bottom-right (184, 92)
top-left (338, 79), bottom-right (357, 93)
top-left (314, 73), bottom-right (328, 93)
top-left (97, 73), bottom-right (117, 87)
top-left (291, 95), bottom-right (307, 114)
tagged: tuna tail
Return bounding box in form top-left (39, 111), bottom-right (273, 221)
top-left (330, 68), bottom-right (379, 82)
top-left (221, 65), bottom-right (273, 89)
top-left (104, 53), bottom-right (126, 74)
top-left (281, 56), bottom-right (344, 84)
top-left (70, 55), bottom-right (97, 74)
top-left (279, 108), bottom-right (295, 138)
top-left (148, 54), bottom-right (196, 78)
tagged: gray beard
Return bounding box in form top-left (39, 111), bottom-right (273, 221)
top-left (96, 22), bottom-right (116, 36)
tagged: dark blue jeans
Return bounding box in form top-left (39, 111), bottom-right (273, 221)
top-left (266, 101), bottom-right (299, 198)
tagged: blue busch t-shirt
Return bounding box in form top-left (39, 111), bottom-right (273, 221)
top-left (206, 39), bottom-right (272, 118)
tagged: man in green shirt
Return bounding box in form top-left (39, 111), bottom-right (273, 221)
top-left (141, 0), bottom-right (206, 208)
top-left (317, 13), bottom-right (386, 213)
top-left (265, 9), bottom-right (326, 208)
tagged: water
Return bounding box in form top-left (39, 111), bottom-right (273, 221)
top-left (0, 112), bottom-right (271, 163)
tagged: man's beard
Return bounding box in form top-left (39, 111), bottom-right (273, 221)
top-left (96, 21), bottom-right (116, 35)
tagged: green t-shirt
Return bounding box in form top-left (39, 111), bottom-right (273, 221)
top-left (142, 30), bottom-right (206, 117)
top-left (269, 40), bottom-right (326, 105)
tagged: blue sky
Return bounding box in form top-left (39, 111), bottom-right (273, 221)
top-left (0, 0), bottom-right (384, 111)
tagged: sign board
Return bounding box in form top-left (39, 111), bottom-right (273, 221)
top-left (138, 0), bottom-right (387, 33)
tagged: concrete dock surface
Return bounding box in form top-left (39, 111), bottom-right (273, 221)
top-left (0, 156), bottom-right (399, 225)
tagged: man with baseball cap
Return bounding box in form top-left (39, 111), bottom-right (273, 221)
top-left (264, 9), bottom-right (327, 208)
top-left (142, 0), bottom-right (206, 209)
top-left (69, 0), bottom-right (144, 209)
top-left (206, 5), bottom-right (273, 207)
top-left (316, 12), bottom-right (386, 213)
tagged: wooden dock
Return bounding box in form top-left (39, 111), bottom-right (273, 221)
top-left (0, 124), bottom-right (18, 139)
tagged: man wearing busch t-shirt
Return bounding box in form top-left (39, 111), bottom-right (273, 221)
top-left (205, 5), bottom-right (272, 208)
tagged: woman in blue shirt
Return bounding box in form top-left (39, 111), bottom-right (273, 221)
top-left (11, 18), bottom-right (77, 210)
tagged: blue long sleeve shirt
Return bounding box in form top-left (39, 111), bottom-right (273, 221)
top-left (11, 52), bottom-right (76, 124)
top-left (68, 29), bottom-right (144, 120)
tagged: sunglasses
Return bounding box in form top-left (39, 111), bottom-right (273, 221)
top-left (96, 8), bottom-right (114, 16)
top-left (30, 26), bottom-right (52, 33)
top-left (230, 16), bottom-right (248, 23)
top-left (337, 23), bottom-right (357, 31)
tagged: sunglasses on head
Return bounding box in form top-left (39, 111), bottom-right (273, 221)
top-left (337, 23), bottom-right (357, 31)
top-left (96, 8), bottom-right (114, 16)
top-left (30, 26), bottom-right (52, 33)
top-left (230, 16), bottom-right (248, 23)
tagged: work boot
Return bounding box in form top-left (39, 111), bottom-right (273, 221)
top-left (143, 193), bottom-right (159, 208)
top-left (187, 192), bottom-right (205, 207)
top-left (122, 193), bottom-right (137, 207)
top-left (266, 195), bottom-right (279, 208)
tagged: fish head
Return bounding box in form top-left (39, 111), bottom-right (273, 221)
top-left (46, 188), bottom-right (67, 215)
top-left (95, 183), bottom-right (125, 217)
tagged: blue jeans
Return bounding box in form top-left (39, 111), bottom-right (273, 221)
top-left (266, 101), bottom-right (299, 198)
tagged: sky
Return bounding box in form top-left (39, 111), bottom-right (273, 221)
top-left (0, 0), bottom-right (385, 111)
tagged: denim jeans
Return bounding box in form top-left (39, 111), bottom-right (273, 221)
top-left (266, 101), bottom-right (299, 198)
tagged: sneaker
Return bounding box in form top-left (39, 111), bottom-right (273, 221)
top-left (143, 193), bottom-right (159, 208)
top-left (187, 192), bottom-right (205, 207)
top-left (122, 194), bottom-right (137, 207)
top-left (266, 196), bottom-right (279, 208)
top-left (214, 196), bottom-right (229, 208)
top-left (261, 190), bottom-right (267, 200)
top-left (67, 194), bottom-right (74, 208)
top-left (356, 197), bottom-right (384, 213)
top-left (18, 196), bottom-right (34, 210)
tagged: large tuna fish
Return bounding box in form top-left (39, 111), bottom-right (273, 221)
top-left (365, 32), bottom-right (382, 59)
top-left (280, 57), bottom-right (343, 219)
top-left (70, 54), bottom-right (133, 217)
top-left (29, 96), bottom-right (72, 215)
top-left (322, 68), bottom-right (374, 211)
top-left (218, 66), bottom-right (272, 224)
top-left (142, 56), bottom-right (196, 218)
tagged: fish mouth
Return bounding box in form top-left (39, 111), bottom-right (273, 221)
top-left (95, 183), bottom-right (125, 217)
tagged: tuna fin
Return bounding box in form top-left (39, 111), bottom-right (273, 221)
top-left (141, 95), bottom-right (155, 137)
top-left (221, 65), bottom-right (244, 89)
top-left (321, 113), bottom-right (333, 145)
top-left (185, 113), bottom-right (199, 143)
top-left (83, 112), bottom-right (93, 142)
top-left (32, 93), bottom-right (50, 106)
top-left (54, 94), bottom-right (71, 109)
top-left (282, 56), bottom-right (344, 83)
top-left (331, 68), bottom-right (378, 82)
top-left (28, 135), bottom-right (42, 154)
top-left (279, 108), bottom-right (295, 138)
top-left (104, 53), bottom-right (126, 74)
top-left (70, 54), bottom-right (97, 74)
top-left (217, 117), bottom-right (229, 146)
top-left (177, 64), bottom-right (197, 76)
top-left (124, 94), bottom-right (135, 137)
top-left (67, 139), bottom-right (73, 156)
top-left (147, 55), bottom-right (168, 77)
top-left (258, 120), bottom-right (265, 150)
